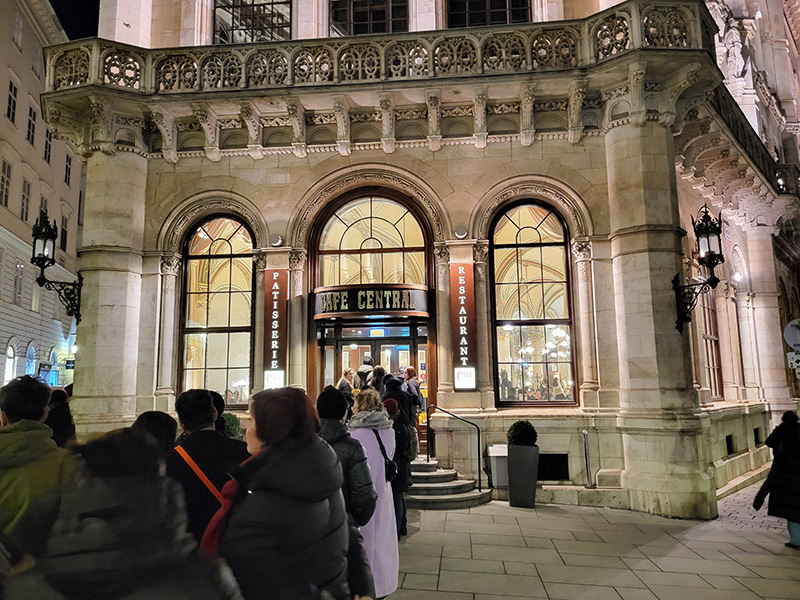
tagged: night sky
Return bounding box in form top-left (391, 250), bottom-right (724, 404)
top-left (49, 0), bottom-right (100, 40)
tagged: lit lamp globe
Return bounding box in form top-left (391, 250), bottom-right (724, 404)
top-left (691, 204), bottom-right (724, 288)
top-left (31, 210), bottom-right (58, 284)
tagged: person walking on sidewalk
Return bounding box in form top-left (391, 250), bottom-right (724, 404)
top-left (753, 410), bottom-right (800, 549)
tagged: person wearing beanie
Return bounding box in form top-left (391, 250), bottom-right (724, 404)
top-left (317, 386), bottom-right (377, 599)
top-left (382, 375), bottom-right (412, 421)
top-left (354, 356), bottom-right (374, 391)
top-left (383, 398), bottom-right (412, 537)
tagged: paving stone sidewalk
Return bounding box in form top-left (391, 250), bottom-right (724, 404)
top-left (392, 483), bottom-right (799, 600)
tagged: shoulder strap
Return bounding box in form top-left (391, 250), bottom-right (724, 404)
top-left (372, 428), bottom-right (390, 461)
top-left (175, 445), bottom-right (224, 504)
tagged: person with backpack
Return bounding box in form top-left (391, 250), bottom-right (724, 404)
top-left (383, 398), bottom-right (414, 538)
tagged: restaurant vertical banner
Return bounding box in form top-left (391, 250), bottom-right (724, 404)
top-left (450, 263), bottom-right (478, 390)
top-left (264, 269), bottom-right (289, 388)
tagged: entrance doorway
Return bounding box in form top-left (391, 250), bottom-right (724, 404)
top-left (319, 322), bottom-right (429, 403)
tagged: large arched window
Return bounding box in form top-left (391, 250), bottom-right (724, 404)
top-left (181, 216), bottom-right (255, 405)
top-left (25, 346), bottom-right (37, 376)
top-left (318, 196), bottom-right (425, 286)
top-left (3, 346), bottom-right (15, 385)
top-left (490, 202), bottom-right (575, 404)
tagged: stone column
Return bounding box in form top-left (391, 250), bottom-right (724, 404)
top-left (252, 254), bottom-right (267, 392)
top-left (571, 239), bottom-right (600, 408)
top-left (746, 226), bottom-right (794, 423)
top-left (605, 121), bottom-right (715, 518)
top-left (154, 254), bottom-right (179, 412)
top-left (288, 249), bottom-right (308, 389)
top-left (73, 151), bottom-right (147, 435)
top-left (736, 291), bottom-right (762, 399)
top-left (136, 254), bottom-right (161, 413)
top-left (473, 241), bottom-right (496, 410)
top-left (434, 244), bottom-right (453, 403)
top-left (715, 281), bottom-right (743, 402)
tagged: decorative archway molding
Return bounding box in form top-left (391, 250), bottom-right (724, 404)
top-left (472, 175), bottom-right (594, 240)
top-left (158, 190), bottom-right (267, 254)
top-left (290, 164), bottom-right (449, 248)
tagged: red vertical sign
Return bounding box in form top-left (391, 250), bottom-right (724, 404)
top-left (264, 269), bottom-right (289, 388)
top-left (450, 263), bottom-right (478, 390)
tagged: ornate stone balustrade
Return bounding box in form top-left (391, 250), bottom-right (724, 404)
top-left (44, 0), bottom-right (714, 96)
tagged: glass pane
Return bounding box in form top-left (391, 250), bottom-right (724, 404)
top-left (185, 293), bottom-right (208, 327)
top-left (495, 284), bottom-right (519, 320)
top-left (206, 333), bottom-right (229, 368)
top-left (209, 239), bottom-right (233, 255)
top-left (404, 252), bottom-right (425, 284)
top-left (230, 257), bottom-right (253, 289)
top-left (397, 212), bottom-right (423, 247)
top-left (523, 363), bottom-right (549, 401)
top-left (515, 204), bottom-right (551, 229)
top-left (546, 325), bottom-right (571, 359)
top-left (341, 219), bottom-right (372, 250)
top-left (209, 258), bottom-right (231, 292)
top-left (493, 213), bottom-right (518, 245)
top-left (229, 332), bottom-right (250, 368)
top-left (549, 364), bottom-right (573, 400)
top-left (541, 247), bottom-right (565, 282)
top-left (184, 369), bottom-right (205, 391)
top-left (398, 346), bottom-right (410, 373)
top-left (230, 292), bottom-right (252, 326)
top-left (380, 345), bottom-right (393, 372)
top-left (184, 333), bottom-right (207, 369)
top-left (495, 325), bottom-right (519, 362)
top-left (520, 325), bottom-right (547, 358)
top-left (519, 284), bottom-right (544, 319)
top-left (208, 293), bottom-right (231, 327)
top-left (337, 197), bottom-right (372, 226)
top-left (539, 213), bottom-right (565, 243)
top-left (370, 218), bottom-right (403, 248)
top-left (361, 238), bottom-right (383, 250)
top-left (319, 254), bottom-right (339, 287)
top-left (517, 248), bottom-right (543, 283)
top-left (229, 225), bottom-right (253, 254)
top-left (324, 345), bottom-right (335, 387)
top-left (186, 259), bottom-right (209, 291)
top-left (361, 253), bottom-right (382, 284)
top-left (340, 254), bottom-right (363, 285)
top-left (383, 252), bottom-right (403, 283)
top-left (543, 283), bottom-right (567, 319)
top-left (320, 217), bottom-right (347, 251)
top-left (188, 229), bottom-right (212, 255)
top-left (508, 364), bottom-right (525, 401)
top-left (494, 248), bottom-right (518, 283)
top-left (207, 370), bottom-right (228, 399)
top-left (517, 226), bottom-right (542, 245)
top-left (497, 364), bottom-right (515, 400)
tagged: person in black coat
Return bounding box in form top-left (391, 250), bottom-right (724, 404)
top-left (382, 375), bottom-right (413, 421)
top-left (762, 411), bottom-right (800, 549)
top-left (43, 389), bottom-right (75, 448)
top-left (219, 388), bottom-right (350, 600)
top-left (317, 386), bottom-right (378, 600)
top-left (383, 398), bottom-right (411, 537)
top-left (164, 389), bottom-right (250, 543)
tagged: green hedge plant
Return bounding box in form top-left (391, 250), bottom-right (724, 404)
top-left (507, 420), bottom-right (538, 446)
top-left (221, 411), bottom-right (243, 439)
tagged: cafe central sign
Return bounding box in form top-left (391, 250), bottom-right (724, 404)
top-left (314, 285), bottom-right (429, 319)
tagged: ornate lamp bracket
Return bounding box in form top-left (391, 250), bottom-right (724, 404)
top-left (672, 273), bottom-right (719, 332)
top-left (38, 272), bottom-right (83, 324)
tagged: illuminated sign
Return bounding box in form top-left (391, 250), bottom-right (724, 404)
top-left (264, 269), bottom-right (289, 378)
top-left (264, 370), bottom-right (285, 389)
top-left (369, 328), bottom-right (385, 337)
top-left (313, 285), bottom-right (429, 319)
top-left (450, 263), bottom-right (477, 390)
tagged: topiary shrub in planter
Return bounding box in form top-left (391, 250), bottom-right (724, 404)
top-left (221, 411), bottom-right (243, 440)
top-left (507, 420), bottom-right (539, 508)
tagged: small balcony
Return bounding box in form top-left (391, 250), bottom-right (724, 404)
top-left (44, 0), bottom-right (715, 96)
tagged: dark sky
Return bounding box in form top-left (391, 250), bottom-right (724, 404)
top-left (49, 0), bottom-right (100, 40)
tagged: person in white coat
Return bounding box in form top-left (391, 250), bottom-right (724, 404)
top-left (348, 388), bottom-right (398, 598)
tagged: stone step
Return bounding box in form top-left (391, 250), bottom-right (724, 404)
top-left (410, 479), bottom-right (476, 495)
top-left (406, 489), bottom-right (493, 510)
top-left (410, 469), bottom-right (457, 484)
top-left (410, 458), bottom-right (439, 472)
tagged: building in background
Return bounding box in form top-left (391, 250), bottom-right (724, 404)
top-left (41, 0), bottom-right (800, 519)
top-left (1, 0), bottom-right (81, 388)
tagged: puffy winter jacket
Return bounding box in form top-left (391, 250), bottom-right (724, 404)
top-left (0, 420), bottom-right (81, 556)
top-left (765, 422), bottom-right (800, 522)
top-left (382, 376), bottom-right (413, 420)
top-left (319, 418), bottom-right (377, 526)
top-left (354, 364), bottom-right (373, 391)
top-left (219, 437), bottom-right (350, 600)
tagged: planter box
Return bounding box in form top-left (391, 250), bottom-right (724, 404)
top-left (508, 444), bottom-right (539, 508)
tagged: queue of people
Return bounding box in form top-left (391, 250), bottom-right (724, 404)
top-left (0, 365), bottom-right (419, 599)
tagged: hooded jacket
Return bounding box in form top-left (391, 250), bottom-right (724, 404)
top-left (0, 420), bottom-right (80, 556)
top-left (354, 364), bottom-right (373, 391)
top-left (5, 474), bottom-right (242, 600)
top-left (382, 376), bottom-right (413, 421)
top-left (765, 421), bottom-right (800, 522)
top-left (219, 436), bottom-right (349, 600)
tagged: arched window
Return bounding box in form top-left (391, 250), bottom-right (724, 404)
top-left (214, 0), bottom-right (291, 43)
top-left (330, 0), bottom-right (408, 35)
top-left (318, 196), bottom-right (425, 286)
top-left (3, 346), bottom-right (15, 385)
top-left (25, 346), bottom-right (37, 376)
top-left (181, 216), bottom-right (255, 405)
top-left (490, 202), bottom-right (574, 404)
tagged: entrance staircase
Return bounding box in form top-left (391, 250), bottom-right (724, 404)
top-left (406, 458), bottom-right (492, 510)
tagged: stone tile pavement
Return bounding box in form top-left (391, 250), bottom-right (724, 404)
top-left (391, 483), bottom-right (800, 600)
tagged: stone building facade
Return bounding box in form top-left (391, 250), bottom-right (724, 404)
top-left (0, 0), bottom-right (81, 388)
top-left (42, 0), bottom-right (800, 518)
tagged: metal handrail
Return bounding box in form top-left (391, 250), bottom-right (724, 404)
top-left (425, 405), bottom-right (482, 492)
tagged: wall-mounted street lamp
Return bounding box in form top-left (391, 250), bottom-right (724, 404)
top-left (672, 204), bottom-right (725, 332)
top-left (31, 209), bottom-right (83, 324)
